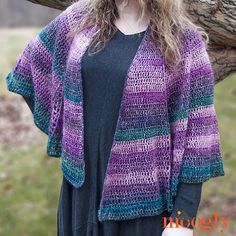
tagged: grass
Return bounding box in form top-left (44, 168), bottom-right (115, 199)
top-left (0, 144), bottom-right (62, 236)
top-left (0, 28), bottom-right (236, 236)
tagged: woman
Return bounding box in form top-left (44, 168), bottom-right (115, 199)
top-left (6, 0), bottom-right (225, 235)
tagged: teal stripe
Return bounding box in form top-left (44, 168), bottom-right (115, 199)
top-left (6, 71), bottom-right (34, 98)
top-left (33, 97), bottom-right (51, 133)
top-left (190, 95), bottom-right (214, 109)
top-left (169, 95), bottom-right (214, 123)
top-left (61, 155), bottom-right (85, 188)
top-left (38, 26), bottom-right (56, 54)
top-left (179, 158), bottom-right (225, 182)
top-left (98, 194), bottom-right (168, 216)
top-left (47, 136), bottom-right (62, 157)
top-left (114, 125), bottom-right (170, 141)
top-left (168, 108), bottom-right (188, 123)
top-left (64, 90), bottom-right (82, 104)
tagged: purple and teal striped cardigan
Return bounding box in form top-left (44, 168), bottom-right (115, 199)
top-left (6, 1), bottom-right (225, 222)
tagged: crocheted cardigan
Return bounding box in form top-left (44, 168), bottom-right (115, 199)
top-left (6, 1), bottom-right (225, 222)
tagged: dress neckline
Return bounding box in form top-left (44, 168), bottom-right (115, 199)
top-left (115, 26), bottom-right (147, 37)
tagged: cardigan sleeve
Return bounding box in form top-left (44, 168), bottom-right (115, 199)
top-left (5, 2), bottom-right (85, 136)
top-left (170, 182), bottom-right (203, 229)
top-left (178, 28), bottom-right (225, 183)
top-left (5, 2), bottom-right (89, 157)
top-left (5, 12), bottom-right (64, 136)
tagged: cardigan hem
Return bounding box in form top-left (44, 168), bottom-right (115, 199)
top-left (6, 71), bottom-right (50, 136)
top-left (61, 154), bottom-right (85, 188)
top-left (178, 158), bottom-right (225, 183)
top-left (97, 201), bottom-right (169, 222)
top-left (6, 71), bottom-right (34, 98)
top-left (96, 158), bottom-right (225, 221)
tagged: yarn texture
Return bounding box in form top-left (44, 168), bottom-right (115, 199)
top-left (6, 1), bottom-right (225, 222)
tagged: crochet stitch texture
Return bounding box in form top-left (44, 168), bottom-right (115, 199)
top-left (6, 1), bottom-right (225, 222)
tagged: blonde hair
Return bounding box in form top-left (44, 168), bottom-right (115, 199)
top-left (69, 0), bottom-right (209, 73)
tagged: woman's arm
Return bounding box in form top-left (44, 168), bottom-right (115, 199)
top-left (162, 183), bottom-right (202, 236)
top-left (170, 182), bottom-right (203, 229)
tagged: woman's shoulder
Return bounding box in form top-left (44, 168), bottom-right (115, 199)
top-left (46, 0), bottom-right (89, 33)
top-left (180, 23), bottom-right (208, 55)
top-left (36, 0), bottom-right (89, 46)
top-left (62, 0), bottom-right (89, 17)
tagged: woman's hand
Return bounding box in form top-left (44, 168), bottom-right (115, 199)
top-left (161, 222), bottom-right (193, 236)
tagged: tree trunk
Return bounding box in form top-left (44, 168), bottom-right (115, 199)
top-left (25, 0), bottom-right (236, 83)
top-left (24, 0), bottom-right (72, 10)
top-left (184, 0), bottom-right (236, 83)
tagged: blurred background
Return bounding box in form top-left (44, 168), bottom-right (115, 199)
top-left (0, 1), bottom-right (61, 235)
top-left (0, 0), bottom-right (236, 235)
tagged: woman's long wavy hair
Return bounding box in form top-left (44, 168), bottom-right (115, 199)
top-left (69, 0), bottom-right (208, 73)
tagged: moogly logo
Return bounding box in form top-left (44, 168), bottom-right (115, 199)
top-left (162, 210), bottom-right (228, 234)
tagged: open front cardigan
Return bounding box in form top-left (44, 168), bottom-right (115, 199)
top-left (6, 1), bottom-right (225, 222)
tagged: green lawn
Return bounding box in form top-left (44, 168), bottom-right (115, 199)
top-left (0, 28), bottom-right (236, 236)
top-left (0, 145), bottom-right (62, 236)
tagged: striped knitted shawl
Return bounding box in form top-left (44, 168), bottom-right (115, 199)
top-left (6, 1), bottom-right (225, 221)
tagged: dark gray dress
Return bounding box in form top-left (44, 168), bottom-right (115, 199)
top-left (23, 28), bottom-right (202, 236)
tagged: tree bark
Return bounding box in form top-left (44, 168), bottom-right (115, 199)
top-left (25, 0), bottom-right (72, 10)
top-left (185, 0), bottom-right (236, 83)
top-left (25, 0), bottom-right (236, 83)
